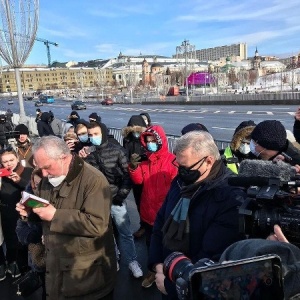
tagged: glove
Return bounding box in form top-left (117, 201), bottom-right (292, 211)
top-left (112, 195), bottom-right (124, 206)
top-left (130, 153), bottom-right (141, 170)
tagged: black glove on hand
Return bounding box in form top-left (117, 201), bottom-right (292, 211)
top-left (112, 195), bottom-right (124, 206)
top-left (130, 153), bottom-right (141, 170)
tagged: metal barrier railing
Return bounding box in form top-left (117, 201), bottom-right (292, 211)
top-left (109, 127), bottom-right (230, 151)
top-left (2, 111), bottom-right (231, 150)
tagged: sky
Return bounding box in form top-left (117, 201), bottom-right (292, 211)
top-left (22, 0), bottom-right (300, 65)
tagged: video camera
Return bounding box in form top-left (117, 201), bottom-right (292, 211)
top-left (237, 177), bottom-right (300, 247)
top-left (163, 252), bottom-right (284, 300)
top-left (228, 160), bottom-right (300, 247)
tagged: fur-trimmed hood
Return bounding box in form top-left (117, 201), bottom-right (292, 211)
top-left (230, 125), bottom-right (255, 151)
top-left (122, 125), bottom-right (146, 137)
top-left (122, 115), bottom-right (147, 138)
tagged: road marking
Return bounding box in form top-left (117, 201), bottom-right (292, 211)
top-left (213, 111), bottom-right (221, 113)
top-left (212, 127), bottom-right (235, 130)
top-left (228, 111), bottom-right (236, 114)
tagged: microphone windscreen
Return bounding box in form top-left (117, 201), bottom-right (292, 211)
top-left (239, 159), bottom-right (295, 182)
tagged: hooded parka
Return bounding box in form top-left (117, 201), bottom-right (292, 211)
top-left (129, 125), bottom-right (177, 225)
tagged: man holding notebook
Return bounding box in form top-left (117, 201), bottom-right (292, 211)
top-left (16, 136), bottom-right (116, 300)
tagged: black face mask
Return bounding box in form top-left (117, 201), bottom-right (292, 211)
top-left (177, 156), bottom-right (207, 185)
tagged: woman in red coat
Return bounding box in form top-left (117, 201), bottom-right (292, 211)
top-left (128, 125), bottom-right (178, 288)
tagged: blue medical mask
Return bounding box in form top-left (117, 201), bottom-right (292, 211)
top-left (90, 136), bottom-right (102, 146)
top-left (78, 134), bottom-right (89, 143)
top-left (132, 132), bottom-right (141, 138)
top-left (147, 142), bottom-right (158, 152)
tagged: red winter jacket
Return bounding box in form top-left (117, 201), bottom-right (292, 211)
top-left (129, 125), bottom-right (178, 225)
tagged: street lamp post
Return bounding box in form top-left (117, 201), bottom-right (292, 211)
top-left (0, 0), bottom-right (39, 123)
top-left (176, 39), bottom-right (195, 102)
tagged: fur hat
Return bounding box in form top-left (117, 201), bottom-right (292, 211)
top-left (251, 120), bottom-right (286, 151)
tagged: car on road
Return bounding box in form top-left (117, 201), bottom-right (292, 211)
top-left (24, 96), bottom-right (34, 101)
top-left (101, 98), bottom-right (113, 106)
top-left (71, 100), bottom-right (86, 110)
top-left (8, 99), bottom-right (14, 105)
top-left (35, 100), bottom-right (43, 107)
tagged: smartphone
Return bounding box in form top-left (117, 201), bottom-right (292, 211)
top-left (84, 146), bottom-right (96, 154)
top-left (190, 254), bottom-right (283, 300)
top-left (0, 168), bottom-right (11, 177)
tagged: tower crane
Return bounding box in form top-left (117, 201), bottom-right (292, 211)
top-left (35, 37), bottom-right (58, 67)
top-left (0, 29), bottom-right (58, 67)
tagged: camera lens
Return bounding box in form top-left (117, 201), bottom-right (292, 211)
top-left (163, 252), bottom-right (194, 282)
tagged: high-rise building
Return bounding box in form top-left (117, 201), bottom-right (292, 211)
top-left (195, 43), bottom-right (247, 61)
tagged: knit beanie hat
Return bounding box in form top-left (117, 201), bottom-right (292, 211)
top-left (251, 120), bottom-right (286, 151)
top-left (89, 112), bottom-right (101, 123)
top-left (15, 124), bottom-right (29, 135)
top-left (181, 123), bottom-right (209, 135)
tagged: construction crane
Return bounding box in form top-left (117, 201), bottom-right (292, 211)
top-left (35, 37), bottom-right (58, 67)
top-left (0, 29), bottom-right (58, 67)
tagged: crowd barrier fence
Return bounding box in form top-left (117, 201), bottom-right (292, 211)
top-left (1, 111), bottom-right (231, 151)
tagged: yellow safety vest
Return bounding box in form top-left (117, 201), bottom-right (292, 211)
top-left (224, 146), bottom-right (238, 174)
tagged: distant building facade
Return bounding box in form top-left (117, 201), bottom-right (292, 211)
top-left (194, 43), bottom-right (247, 61)
top-left (0, 67), bottom-right (113, 93)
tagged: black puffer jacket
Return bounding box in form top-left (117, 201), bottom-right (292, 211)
top-left (85, 122), bottom-right (132, 203)
top-left (37, 112), bottom-right (55, 137)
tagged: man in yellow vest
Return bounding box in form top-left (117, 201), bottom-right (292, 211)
top-left (221, 120), bottom-right (256, 174)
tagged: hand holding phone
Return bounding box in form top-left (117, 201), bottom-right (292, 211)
top-left (0, 168), bottom-right (11, 177)
top-left (84, 146), bottom-right (96, 154)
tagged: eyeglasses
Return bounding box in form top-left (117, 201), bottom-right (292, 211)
top-left (172, 156), bottom-right (208, 170)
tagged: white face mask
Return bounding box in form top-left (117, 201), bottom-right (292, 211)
top-left (48, 158), bottom-right (66, 187)
top-left (48, 175), bottom-right (66, 187)
top-left (239, 143), bottom-right (250, 155)
top-left (249, 140), bottom-right (258, 156)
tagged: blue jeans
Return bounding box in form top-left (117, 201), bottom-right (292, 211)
top-left (110, 203), bottom-right (137, 264)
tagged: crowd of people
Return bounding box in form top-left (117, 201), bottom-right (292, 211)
top-left (0, 107), bottom-right (300, 300)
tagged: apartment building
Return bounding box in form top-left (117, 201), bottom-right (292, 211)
top-left (0, 67), bottom-right (113, 93)
top-left (195, 43), bottom-right (247, 61)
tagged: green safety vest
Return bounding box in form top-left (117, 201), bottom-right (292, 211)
top-left (224, 146), bottom-right (238, 174)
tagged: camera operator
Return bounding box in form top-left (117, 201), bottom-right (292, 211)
top-left (250, 120), bottom-right (300, 165)
top-left (148, 131), bottom-right (246, 299)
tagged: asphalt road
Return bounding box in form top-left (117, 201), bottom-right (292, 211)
top-left (1, 98), bottom-right (299, 141)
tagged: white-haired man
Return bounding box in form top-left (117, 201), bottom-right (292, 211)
top-left (148, 131), bottom-right (246, 299)
top-left (16, 136), bottom-right (116, 300)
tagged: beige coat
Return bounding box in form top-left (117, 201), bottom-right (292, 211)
top-left (37, 155), bottom-right (116, 300)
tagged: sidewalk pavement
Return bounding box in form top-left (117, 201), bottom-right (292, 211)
top-left (0, 192), bottom-right (163, 300)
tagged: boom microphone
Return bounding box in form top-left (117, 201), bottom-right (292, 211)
top-left (228, 160), bottom-right (297, 187)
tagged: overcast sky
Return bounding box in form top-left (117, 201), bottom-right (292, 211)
top-left (23, 0), bottom-right (300, 65)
